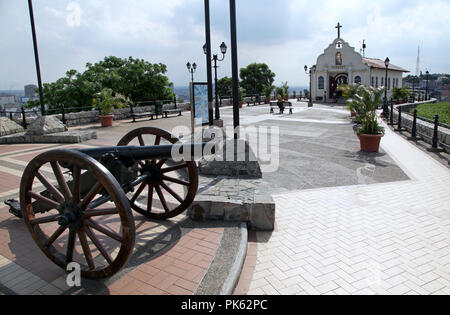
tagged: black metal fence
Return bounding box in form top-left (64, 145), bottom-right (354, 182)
top-left (389, 105), bottom-right (449, 152)
top-left (2, 107), bottom-right (40, 129)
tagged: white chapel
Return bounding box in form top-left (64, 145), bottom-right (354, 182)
top-left (311, 23), bottom-right (409, 102)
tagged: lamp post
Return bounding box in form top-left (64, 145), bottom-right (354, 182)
top-left (425, 70), bottom-right (430, 100)
top-left (28, 0), bottom-right (45, 116)
top-left (304, 65), bottom-right (315, 107)
top-left (383, 57), bottom-right (390, 117)
top-left (203, 42), bottom-right (227, 120)
top-left (229, 0), bottom-right (240, 138)
top-left (186, 62), bottom-right (197, 83)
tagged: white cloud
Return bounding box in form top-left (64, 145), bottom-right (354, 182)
top-left (0, 0), bottom-right (449, 90)
top-left (66, 2), bottom-right (82, 27)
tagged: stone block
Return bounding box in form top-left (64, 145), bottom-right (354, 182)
top-left (0, 117), bottom-right (25, 136)
top-left (25, 116), bottom-right (67, 136)
top-left (250, 195), bottom-right (276, 231)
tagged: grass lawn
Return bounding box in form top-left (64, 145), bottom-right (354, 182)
top-left (411, 102), bottom-right (450, 125)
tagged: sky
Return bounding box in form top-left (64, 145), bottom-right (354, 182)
top-left (1, 0), bottom-right (449, 90)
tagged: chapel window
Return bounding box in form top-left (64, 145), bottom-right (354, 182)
top-left (388, 78), bottom-right (391, 90)
top-left (318, 76), bottom-right (324, 90)
top-left (355, 76), bottom-right (362, 84)
top-left (376, 77), bottom-right (378, 88)
top-left (381, 77), bottom-right (384, 87)
top-left (371, 77), bottom-right (374, 87)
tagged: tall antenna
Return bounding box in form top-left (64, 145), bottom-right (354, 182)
top-left (416, 45), bottom-right (420, 77)
top-left (362, 40), bottom-right (366, 58)
top-left (359, 40), bottom-right (366, 57)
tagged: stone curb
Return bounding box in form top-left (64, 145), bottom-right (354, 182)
top-left (194, 222), bottom-right (248, 295)
top-left (220, 223), bottom-right (248, 295)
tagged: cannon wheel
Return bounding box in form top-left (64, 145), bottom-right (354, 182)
top-left (20, 149), bottom-right (135, 279)
top-left (117, 127), bottom-right (198, 220)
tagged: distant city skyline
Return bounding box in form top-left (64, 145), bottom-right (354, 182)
top-left (1, 0), bottom-right (449, 90)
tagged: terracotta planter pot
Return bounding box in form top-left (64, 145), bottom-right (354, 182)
top-left (359, 134), bottom-right (383, 152)
top-left (239, 101), bottom-right (244, 108)
top-left (99, 114), bottom-right (114, 127)
top-left (351, 111), bottom-right (357, 117)
top-left (265, 97), bottom-right (271, 104)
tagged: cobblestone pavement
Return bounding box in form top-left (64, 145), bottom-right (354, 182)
top-left (240, 115), bottom-right (450, 295)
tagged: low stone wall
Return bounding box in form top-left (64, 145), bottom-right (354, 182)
top-left (6, 97), bottom-right (273, 130)
top-left (393, 100), bottom-right (449, 152)
top-left (51, 103), bottom-right (191, 127)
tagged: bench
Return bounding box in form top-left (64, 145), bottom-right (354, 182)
top-left (270, 101), bottom-right (293, 115)
top-left (131, 111), bottom-right (156, 122)
top-left (163, 109), bottom-right (182, 118)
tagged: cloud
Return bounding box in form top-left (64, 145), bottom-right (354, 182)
top-left (0, 0), bottom-right (449, 90)
top-left (66, 2), bottom-right (82, 27)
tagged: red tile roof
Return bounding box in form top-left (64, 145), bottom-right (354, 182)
top-left (363, 58), bottom-right (409, 72)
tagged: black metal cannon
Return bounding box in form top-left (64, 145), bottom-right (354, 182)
top-left (7, 127), bottom-right (206, 279)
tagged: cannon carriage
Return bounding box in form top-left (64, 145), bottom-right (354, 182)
top-left (9, 127), bottom-right (207, 279)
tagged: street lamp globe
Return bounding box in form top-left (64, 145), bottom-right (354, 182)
top-left (193, 63), bottom-right (197, 70)
top-left (220, 42), bottom-right (227, 55)
top-left (304, 65), bottom-right (308, 73)
top-left (203, 44), bottom-right (207, 55)
top-left (384, 57), bottom-right (390, 67)
top-left (186, 62), bottom-right (191, 70)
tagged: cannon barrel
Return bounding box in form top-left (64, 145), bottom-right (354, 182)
top-left (77, 143), bottom-right (214, 161)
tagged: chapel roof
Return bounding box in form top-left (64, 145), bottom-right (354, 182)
top-left (363, 58), bottom-right (409, 73)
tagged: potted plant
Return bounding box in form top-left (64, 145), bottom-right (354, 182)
top-left (282, 82), bottom-right (289, 101)
top-left (93, 88), bottom-right (131, 127)
top-left (238, 87), bottom-right (245, 108)
top-left (264, 85), bottom-right (274, 104)
top-left (341, 84), bottom-right (361, 117)
top-left (352, 86), bottom-right (385, 152)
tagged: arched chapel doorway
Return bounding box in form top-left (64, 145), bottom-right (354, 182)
top-left (329, 73), bottom-right (348, 102)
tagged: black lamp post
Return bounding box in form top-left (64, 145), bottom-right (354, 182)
top-left (203, 42), bottom-right (227, 120)
top-left (425, 70), bottom-right (430, 100)
top-left (186, 62), bottom-right (197, 83)
top-left (304, 65), bottom-right (315, 107)
top-left (383, 57), bottom-right (390, 117)
top-left (28, 0), bottom-right (45, 116)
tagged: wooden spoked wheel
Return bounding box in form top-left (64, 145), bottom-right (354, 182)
top-left (117, 127), bottom-right (198, 220)
top-left (20, 149), bottom-right (135, 279)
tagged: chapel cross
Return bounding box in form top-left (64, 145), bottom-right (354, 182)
top-left (336, 22), bottom-right (342, 38)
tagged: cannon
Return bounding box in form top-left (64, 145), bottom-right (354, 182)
top-left (7, 127), bottom-right (207, 279)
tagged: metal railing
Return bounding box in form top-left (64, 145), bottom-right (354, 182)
top-left (2, 107), bottom-right (40, 129)
top-left (389, 105), bottom-right (449, 152)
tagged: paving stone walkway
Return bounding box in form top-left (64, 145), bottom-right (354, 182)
top-left (0, 138), bottom-right (225, 295)
top-left (242, 116), bottom-right (450, 295)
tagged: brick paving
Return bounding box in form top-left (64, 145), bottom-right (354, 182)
top-left (243, 118), bottom-right (450, 295)
top-left (0, 133), bottom-right (223, 295)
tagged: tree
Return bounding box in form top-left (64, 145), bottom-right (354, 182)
top-left (216, 77), bottom-right (233, 97)
top-left (239, 63), bottom-right (275, 96)
top-left (26, 56), bottom-right (174, 113)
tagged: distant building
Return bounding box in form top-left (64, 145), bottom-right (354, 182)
top-left (0, 95), bottom-right (16, 106)
top-left (24, 84), bottom-right (37, 99)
